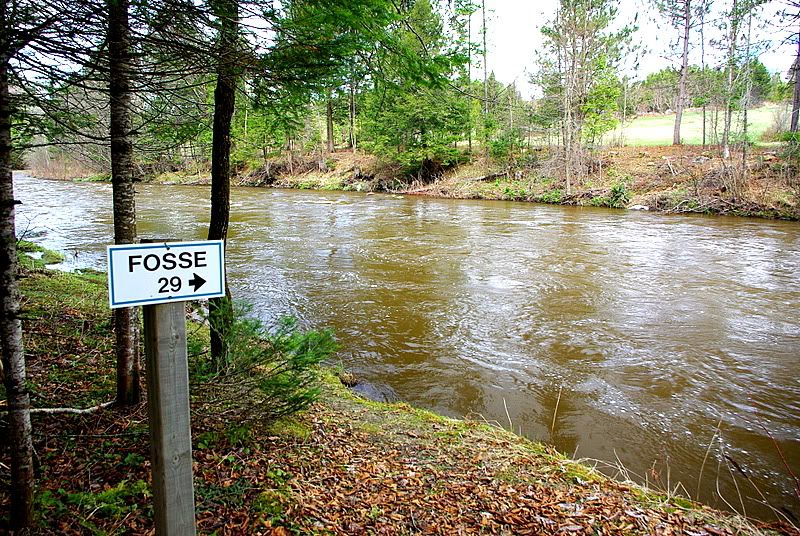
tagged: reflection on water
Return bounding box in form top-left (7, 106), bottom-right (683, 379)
top-left (13, 172), bottom-right (800, 521)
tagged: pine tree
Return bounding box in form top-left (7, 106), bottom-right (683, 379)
top-left (0, 0), bottom-right (98, 525)
top-left (654, 0), bottom-right (711, 145)
top-left (537, 0), bottom-right (633, 193)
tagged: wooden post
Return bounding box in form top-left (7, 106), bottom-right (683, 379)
top-left (143, 301), bottom-right (196, 535)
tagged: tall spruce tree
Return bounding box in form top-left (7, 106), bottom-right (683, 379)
top-left (108, 0), bottom-right (141, 405)
top-left (203, 0), bottom-right (451, 367)
top-left (0, 0), bottom-right (100, 525)
top-left (207, 0), bottom-right (238, 368)
top-left (359, 0), bottom-right (468, 176)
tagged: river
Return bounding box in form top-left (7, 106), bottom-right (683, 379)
top-left (12, 173), bottom-right (800, 522)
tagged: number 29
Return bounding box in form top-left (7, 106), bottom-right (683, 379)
top-left (158, 276), bottom-right (182, 293)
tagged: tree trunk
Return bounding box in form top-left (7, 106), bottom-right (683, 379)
top-left (349, 78), bottom-right (356, 152)
top-left (702, 105), bottom-right (707, 146)
top-left (562, 22), bottom-right (573, 197)
top-left (791, 33), bottom-right (800, 133)
top-left (208, 0), bottom-right (238, 369)
top-left (722, 0), bottom-right (739, 159)
top-left (1, 56), bottom-right (35, 532)
top-left (326, 98), bottom-right (334, 153)
top-left (673, 0), bottom-right (691, 146)
top-left (481, 0), bottom-right (489, 162)
top-left (700, 2), bottom-right (707, 146)
top-left (737, 6), bottom-right (754, 200)
top-left (108, 0), bottom-right (140, 405)
top-left (467, 9), bottom-right (473, 156)
top-left (621, 79), bottom-right (628, 145)
top-left (287, 137), bottom-right (294, 174)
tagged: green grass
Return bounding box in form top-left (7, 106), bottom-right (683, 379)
top-left (36, 480), bottom-right (151, 534)
top-left (17, 240), bottom-right (66, 269)
top-left (607, 103), bottom-right (788, 146)
top-left (74, 173), bottom-right (111, 183)
top-left (15, 246), bottom-right (116, 407)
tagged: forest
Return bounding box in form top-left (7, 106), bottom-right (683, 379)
top-left (10, 0), bottom-right (800, 185)
top-left (2, 0), bottom-right (800, 533)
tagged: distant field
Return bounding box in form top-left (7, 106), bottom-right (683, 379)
top-left (604, 103), bottom-right (789, 146)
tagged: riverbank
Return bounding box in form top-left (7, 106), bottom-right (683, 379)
top-left (132, 146), bottom-right (800, 220)
top-left (1, 247), bottom-right (797, 534)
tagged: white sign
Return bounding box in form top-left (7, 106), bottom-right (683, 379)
top-left (107, 240), bottom-right (225, 309)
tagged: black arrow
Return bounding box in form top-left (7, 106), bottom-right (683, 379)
top-left (188, 273), bottom-right (206, 292)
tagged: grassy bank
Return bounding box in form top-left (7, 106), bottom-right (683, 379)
top-left (1, 247), bottom-right (796, 534)
top-left (604, 104), bottom-right (786, 147)
top-left (138, 144), bottom-right (800, 221)
top-left (413, 145), bottom-right (800, 220)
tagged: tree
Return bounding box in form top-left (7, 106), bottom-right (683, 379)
top-left (325, 96), bottom-right (335, 152)
top-left (56, 0), bottom-right (207, 403)
top-left (0, 60), bottom-right (35, 530)
top-left (745, 59), bottom-right (772, 103)
top-left (451, 1), bottom-right (479, 154)
top-left (720, 0), bottom-right (765, 158)
top-left (108, 0), bottom-right (141, 405)
top-left (12, 0), bottom-right (216, 402)
top-left (663, 0), bottom-right (692, 145)
top-left (654, 0), bottom-right (711, 145)
top-left (481, 0), bottom-right (489, 161)
top-left (638, 69), bottom-right (680, 113)
top-left (202, 0), bottom-right (445, 366)
top-left (767, 71), bottom-right (792, 102)
top-left (359, 0), bottom-right (469, 177)
top-left (0, 0), bottom-right (110, 524)
top-left (581, 57), bottom-right (621, 146)
top-left (699, 5), bottom-right (710, 145)
top-left (777, 0), bottom-right (800, 131)
top-left (0, 0), bottom-right (91, 526)
top-left (207, 0), bottom-right (238, 368)
top-left (793, 39), bottom-right (800, 131)
top-left (537, 0), bottom-right (632, 194)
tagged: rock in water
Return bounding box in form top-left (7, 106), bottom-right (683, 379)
top-left (352, 381), bottom-right (399, 403)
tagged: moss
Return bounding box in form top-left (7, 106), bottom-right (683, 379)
top-left (252, 490), bottom-right (287, 520)
top-left (267, 418), bottom-right (313, 441)
top-left (671, 496), bottom-right (695, 509)
top-left (42, 249), bottom-right (65, 265)
top-left (16, 241), bottom-right (66, 269)
top-left (74, 173), bottom-right (111, 183)
top-left (319, 179), bottom-right (345, 191)
top-left (17, 240), bottom-right (43, 253)
top-left (35, 479), bottom-right (151, 531)
top-left (561, 461), bottom-right (604, 485)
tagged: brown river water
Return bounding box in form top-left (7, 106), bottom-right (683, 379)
top-left (13, 173), bottom-right (800, 522)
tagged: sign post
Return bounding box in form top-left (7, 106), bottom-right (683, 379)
top-left (143, 301), bottom-right (195, 535)
top-left (107, 240), bottom-right (225, 535)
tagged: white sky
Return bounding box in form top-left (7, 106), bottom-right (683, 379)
top-left (475, 0), bottom-right (795, 98)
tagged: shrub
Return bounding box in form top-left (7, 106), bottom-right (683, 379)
top-left (607, 180), bottom-right (631, 208)
top-left (536, 188), bottom-right (563, 204)
top-left (779, 131), bottom-right (800, 144)
top-left (590, 180), bottom-right (630, 208)
top-left (194, 305), bottom-right (337, 423)
top-left (500, 179), bottom-right (531, 200)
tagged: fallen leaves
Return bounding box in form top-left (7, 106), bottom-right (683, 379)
top-left (3, 377), bottom-right (792, 535)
